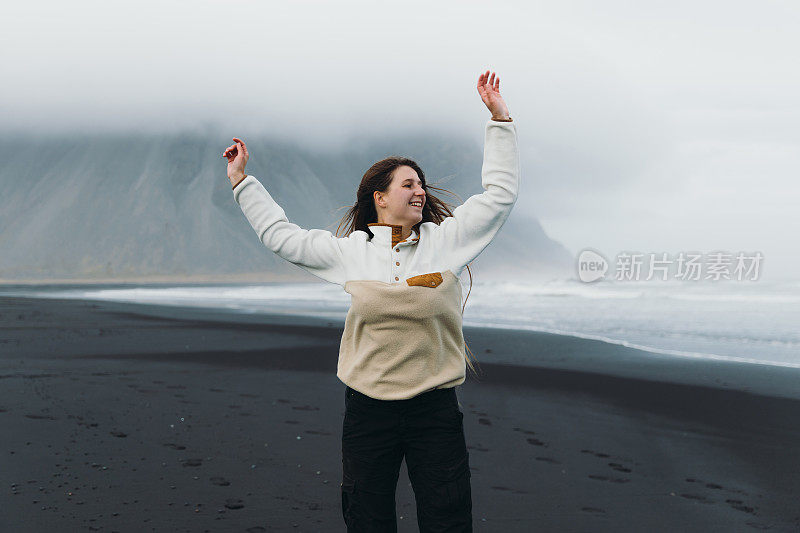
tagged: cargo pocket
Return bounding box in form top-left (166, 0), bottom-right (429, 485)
top-left (420, 453), bottom-right (472, 519)
top-left (341, 469), bottom-right (400, 529)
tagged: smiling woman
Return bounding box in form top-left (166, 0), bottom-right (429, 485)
top-left (223, 69), bottom-right (519, 531)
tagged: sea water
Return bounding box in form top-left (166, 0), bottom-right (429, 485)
top-left (2, 278), bottom-right (798, 368)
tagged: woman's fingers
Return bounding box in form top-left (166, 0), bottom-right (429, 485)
top-left (233, 137), bottom-right (248, 157)
top-left (478, 70), bottom-right (499, 92)
top-left (222, 138), bottom-right (248, 160)
top-left (477, 70), bottom-right (489, 97)
top-left (223, 145), bottom-right (238, 161)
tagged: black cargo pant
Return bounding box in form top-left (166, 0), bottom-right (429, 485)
top-left (341, 385), bottom-right (472, 532)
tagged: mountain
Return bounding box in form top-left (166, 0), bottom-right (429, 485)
top-left (0, 129), bottom-right (572, 283)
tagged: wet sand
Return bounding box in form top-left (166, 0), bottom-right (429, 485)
top-left (1, 296), bottom-right (799, 532)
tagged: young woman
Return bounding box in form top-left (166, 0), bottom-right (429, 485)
top-left (223, 70), bottom-right (519, 532)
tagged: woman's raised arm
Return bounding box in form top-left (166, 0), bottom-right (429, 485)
top-left (430, 70), bottom-right (520, 276)
top-left (224, 138), bottom-right (351, 286)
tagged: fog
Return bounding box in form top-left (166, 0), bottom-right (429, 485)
top-left (1, 0), bottom-right (798, 280)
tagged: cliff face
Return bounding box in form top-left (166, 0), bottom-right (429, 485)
top-left (0, 130), bottom-right (572, 283)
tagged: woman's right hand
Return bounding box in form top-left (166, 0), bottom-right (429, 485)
top-left (223, 137), bottom-right (250, 187)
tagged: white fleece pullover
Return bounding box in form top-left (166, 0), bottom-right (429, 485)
top-left (233, 118), bottom-right (520, 399)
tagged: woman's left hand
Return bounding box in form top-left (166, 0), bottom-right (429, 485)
top-left (477, 70), bottom-right (510, 120)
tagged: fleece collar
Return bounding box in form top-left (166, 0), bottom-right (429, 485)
top-left (367, 223), bottom-right (420, 248)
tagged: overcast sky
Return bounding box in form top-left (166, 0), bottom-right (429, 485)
top-left (2, 0), bottom-right (798, 280)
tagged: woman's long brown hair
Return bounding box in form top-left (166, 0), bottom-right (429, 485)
top-left (333, 156), bottom-right (481, 377)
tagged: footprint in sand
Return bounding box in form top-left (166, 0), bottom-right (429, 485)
top-left (513, 427), bottom-right (536, 435)
top-left (526, 437), bottom-right (547, 447)
top-left (224, 498), bottom-right (244, 510)
top-left (478, 418), bottom-right (492, 426)
top-left (292, 405), bottom-right (319, 411)
top-left (490, 486), bottom-right (529, 494)
top-left (210, 477), bottom-right (230, 486)
top-left (284, 420), bottom-right (300, 425)
top-left (726, 499), bottom-right (756, 514)
top-left (535, 457), bottom-right (561, 464)
top-left (581, 507), bottom-right (606, 514)
top-left (588, 475), bottom-right (630, 484)
top-left (163, 443), bottom-right (186, 450)
top-left (608, 462), bottom-right (631, 473)
top-left (686, 477), bottom-right (748, 496)
top-left (580, 449), bottom-right (614, 459)
top-left (679, 493), bottom-right (713, 504)
top-left (25, 414), bottom-right (58, 420)
top-left (181, 458), bottom-right (203, 467)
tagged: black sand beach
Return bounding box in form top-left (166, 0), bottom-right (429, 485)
top-left (1, 295), bottom-right (799, 532)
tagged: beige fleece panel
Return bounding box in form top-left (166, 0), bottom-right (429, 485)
top-left (338, 270), bottom-right (466, 400)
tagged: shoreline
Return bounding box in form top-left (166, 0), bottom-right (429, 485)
top-left (0, 273), bottom-right (318, 287)
top-left (4, 294), bottom-right (800, 401)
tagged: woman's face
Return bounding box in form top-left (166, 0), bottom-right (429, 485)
top-left (375, 166), bottom-right (426, 226)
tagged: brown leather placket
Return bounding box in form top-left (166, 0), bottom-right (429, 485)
top-left (367, 222), bottom-right (405, 248)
